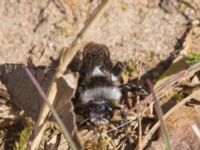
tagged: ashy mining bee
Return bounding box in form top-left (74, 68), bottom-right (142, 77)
top-left (76, 42), bottom-right (125, 126)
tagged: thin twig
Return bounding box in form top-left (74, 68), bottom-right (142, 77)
top-left (137, 109), bottom-right (142, 150)
top-left (105, 118), bottom-right (136, 134)
top-left (116, 137), bottom-right (127, 150)
top-left (147, 80), bottom-right (171, 150)
top-left (141, 88), bottom-right (200, 149)
top-left (30, 0), bottom-right (112, 149)
top-left (136, 96), bottom-right (142, 150)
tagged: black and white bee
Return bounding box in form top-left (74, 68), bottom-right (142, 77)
top-left (75, 43), bottom-right (125, 126)
top-left (75, 43), bottom-right (147, 126)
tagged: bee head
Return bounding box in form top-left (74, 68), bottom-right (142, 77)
top-left (88, 100), bottom-right (115, 126)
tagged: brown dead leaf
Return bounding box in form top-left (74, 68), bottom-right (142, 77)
top-left (148, 106), bottom-right (200, 150)
top-left (50, 72), bottom-right (81, 148)
top-left (0, 64), bottom-right (54, 120)
top-left (0, 64), bottom-right (82, 148)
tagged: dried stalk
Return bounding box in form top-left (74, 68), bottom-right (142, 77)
top-left (136, 97), bottom-right (143, 150)
top-left (131, 62), bottom-right (200, 112)
top-left (147, 80), bottom-right (171, 150)
top-left (30, 0), bottom-right (112, 149)
top-left (137, 109), bottom-right (142, 150)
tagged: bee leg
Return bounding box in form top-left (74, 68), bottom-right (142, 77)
top-left (111, 62), bottom-right (124, 82)
top-left (120, 83), bottom-right (148, 97)
top-left (119, 105), bottom-right (127, 123)
top-left (120, 108), bottom-right (127, 123)
top-left (120, 106), bottom-right (129, 132)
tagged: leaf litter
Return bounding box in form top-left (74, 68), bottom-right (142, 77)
top-left (1, 0), bottom-right (200, 150)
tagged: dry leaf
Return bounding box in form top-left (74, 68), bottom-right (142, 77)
top-left (0, 64), bottom-right (54, 120)
top-left (0, 64), bottom-right (82, 148)
top-left (50, 72), bottom-right (81, 148)
top-left (149, 106), bottom-right (200, 150)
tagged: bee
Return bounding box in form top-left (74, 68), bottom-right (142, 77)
top-left (76, 42), bottom-right (125, 126)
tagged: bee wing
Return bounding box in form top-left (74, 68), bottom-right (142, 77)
top-left (80, 43), bottom-right (113, 78)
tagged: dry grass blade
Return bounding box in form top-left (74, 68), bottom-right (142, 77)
top-left (24, 67), bottom-right (78, 150)
top-left (136, 97), bottom-right (142, 150)
top-left (147, 80), bottom-right (171, 150)
top-left (30, 0), bottom-right (112, 149)
top-left (131, 62), bottom-right (200, 112)
top-left (141, 88), bottom-right (200, 149)
top-left (137, 109), bottom-right (142, 150)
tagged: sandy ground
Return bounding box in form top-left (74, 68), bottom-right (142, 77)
top-left (0, 0), bottom-right (195, 71)
top-left (1, 0), bottom-right (200, 149)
